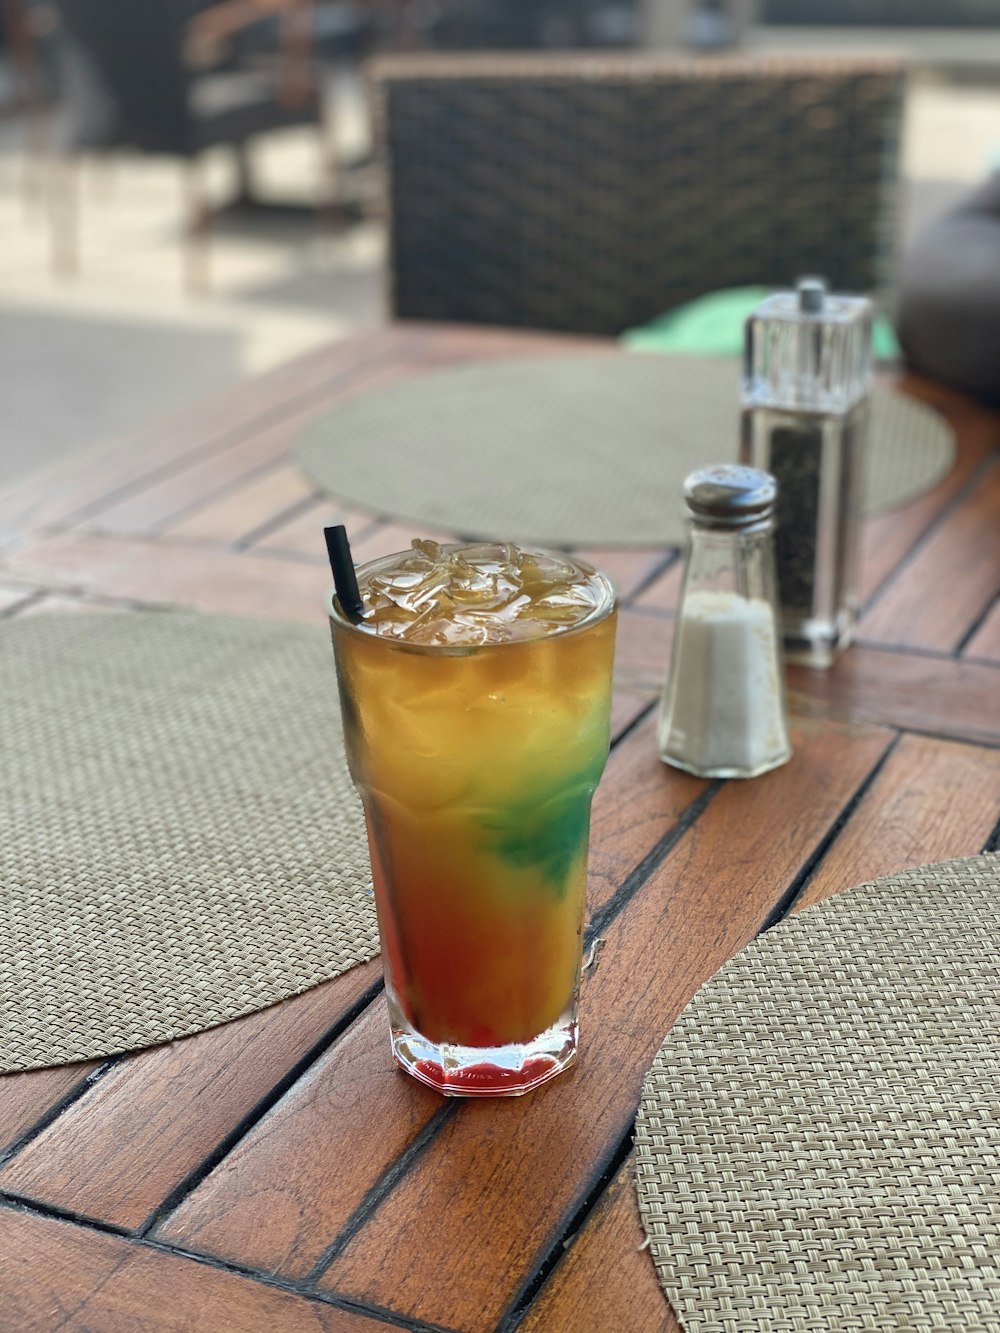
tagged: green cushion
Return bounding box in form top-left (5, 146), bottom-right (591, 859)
top-left (622, 287), bottom-right (901, 361)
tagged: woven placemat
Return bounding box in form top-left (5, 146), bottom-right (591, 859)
top-left (634, 852), bottom-right (1000, 1333)
top-left (294, 355), bottom-right (955, 547)
top-left (0, 612), bottom-right (377, 1073)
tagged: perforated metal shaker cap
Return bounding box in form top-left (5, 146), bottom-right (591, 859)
top-left (684, 464), bottom-right (777, 530)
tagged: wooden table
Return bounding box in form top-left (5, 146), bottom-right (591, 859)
top-left (1, 325), bottom-right (998, 1333)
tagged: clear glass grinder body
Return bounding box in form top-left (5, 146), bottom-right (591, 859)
top-left (740, 277), bottom-right (873, 667)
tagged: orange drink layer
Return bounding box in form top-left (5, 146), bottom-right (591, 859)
top-left (329, 541), bottom-right (617, 1097)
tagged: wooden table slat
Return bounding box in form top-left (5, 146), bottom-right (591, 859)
top-left (858, 455), bottom-right (1000, 652)
top-left (856, 404), bottom-right (997, 607)
top-left (610, 691), bottom-right (655, 740)
top-left (83, 375), bottom-right (409, 538)
top-left (347, 522), bottom-right (459, 566)
top-left (612, 607), bottom-right (673, 697)
top-left (963, 597), bottom-right (1000, 664)
top-left (787, 646), bottom-right (1000, 748)
top-left (0, 1063), bottom-right (103, 1157)
top-left (3, 532), bottom-right (330, 621)
top-left (571, 548), bottom-right (673, 603)
top-left (631, 559), bottom-right (684, 615)
top-left (164, 464), bottom-right (318, 545)
top-left (792, 732), bottom-right (1000, 913)
top-left (155, 995), bottom-right (448, 1276)
top-left (0, 1206), bottom-right (389, 1333)
top-left (0, 964), bottom-right (381, 1233)
top-left (252, 499), bottom-right (380, 559)
top-left (517, 1158), bottom-right (678, 1333)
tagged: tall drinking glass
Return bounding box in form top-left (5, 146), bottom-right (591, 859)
top-left (328, 541), bottom-right (617, 1097)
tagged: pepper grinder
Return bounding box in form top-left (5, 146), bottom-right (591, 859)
top-left (658, 464), bottom-right (792, 780)
top-left (740, 277), bottom-right (873, 667)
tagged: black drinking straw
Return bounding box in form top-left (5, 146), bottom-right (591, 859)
top-left (324, 524), bottom-right (364, 623)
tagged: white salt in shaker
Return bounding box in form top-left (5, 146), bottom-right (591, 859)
top-left (658, 464), bottom-right (792, 779)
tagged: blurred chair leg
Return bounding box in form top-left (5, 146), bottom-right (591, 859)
top-left (21, 99), bottom-right (53, 216)
top-left (317, 97), bottom-right (342, 249)
top-left (234, 141), bottom-right (256, 206)
top-left (49, 151), bottom-right (80, 277)
top-left (4, 0), bottom-right (49, 213)
top-left (182, 158), bottom-right (212, 295)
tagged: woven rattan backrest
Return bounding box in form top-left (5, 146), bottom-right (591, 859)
top-left (372, 53), bottom-right (906, 336)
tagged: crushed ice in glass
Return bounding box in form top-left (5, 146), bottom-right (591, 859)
top-left (354, 540), bottom-right (606, 646)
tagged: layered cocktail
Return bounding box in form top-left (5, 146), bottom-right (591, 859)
top-left (328, 540), bottom-right (617, 1096)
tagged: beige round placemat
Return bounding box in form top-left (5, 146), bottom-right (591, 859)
top-left (0, 612), bottom-right (377, 1073)
top-left (634, 852), bottom-right (1000, 1333)
top-left (294, 355), bottom-right (955, 547)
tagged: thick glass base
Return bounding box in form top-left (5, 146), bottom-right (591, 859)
top-left (782, 629), bottom-right (854, 669)
top-left (659, 747), bottom-right (791, 780)
top-left (390, 1013), bottom-right (578, 1097)
top-left (784, 605), bottom-right (864, 666)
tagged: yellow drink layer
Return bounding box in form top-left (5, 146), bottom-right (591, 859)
top-left (331, 542), bottom-right (617, 1048)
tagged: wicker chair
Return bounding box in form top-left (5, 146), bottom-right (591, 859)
top-left (371, 52), bottom-right (906, 336)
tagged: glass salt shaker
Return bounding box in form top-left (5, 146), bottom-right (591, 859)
top-left (658, 464), bottom-right (792, 780)
top-left (740, 276), bottom-right (873, 667)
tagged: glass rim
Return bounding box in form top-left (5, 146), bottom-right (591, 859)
top-left (326, 542), bottom-right (618, 655)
